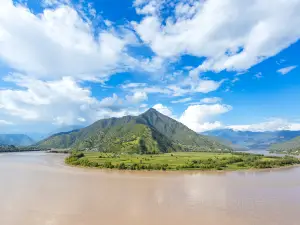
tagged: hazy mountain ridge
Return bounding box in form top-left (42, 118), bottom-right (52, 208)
top-left (203, 129), bottom-right (300, 150)
top-left (47, 125), bottom-right (84, 137)
top-left (270, 136), bottom-right (300, 154)
top-left (0, 134), bottom-right (35, 146)
top-left (37, 108), bottom-right (230, 153)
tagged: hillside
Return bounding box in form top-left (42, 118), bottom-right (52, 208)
top-left (0, 134), bottom-right (35, 146)
top-left (269, 136), bottom-right (300, 154)
top-left (203, 129), bottom-right (300, 150)
top-left (37, 108), bottom-right (230, 153)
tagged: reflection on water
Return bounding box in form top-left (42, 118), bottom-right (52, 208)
top-left (0, 152), bottom-right (299, 225)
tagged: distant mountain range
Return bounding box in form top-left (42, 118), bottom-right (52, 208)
top-left (0, 125), bottom-right (85, 147)
top-left (270, 136), bottom-right (300, 154)
top-left (25, 125), bottom-right (85, 142)
top-left (0, 134), bottom-right (35, 146)
top-left (203, 129), bottom-right (300, 150)
top-left (37, 108), bottom-right (230, 153)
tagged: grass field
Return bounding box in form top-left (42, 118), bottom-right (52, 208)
top-left (65, 151), bottom-right (300, 171)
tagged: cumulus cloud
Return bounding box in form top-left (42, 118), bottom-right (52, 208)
top-left (151, 103), bottom-right (232, 132)
top-left (0, 75), bottom-right (146, 130)
top-left (133, 0), bottom-right (300, 72)
top-left (153, 104), bottom-right (173, 117)
top-left (125, 91), bottom-right (148, 104)
top-left (0, 75), bottom-right (98, 124)
top-left (277, 66), bottom-right (298, 75)
top-left (0, 0), bottom-right (136, 81)
top-left (228, 118), bottom-right (300, 132)
top-left (180, 104), bottom-right (232, 132)
top-left (121, 74), bottom-right (223, 97)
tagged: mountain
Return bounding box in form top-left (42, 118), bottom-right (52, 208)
top-left (203, 129), bottom-right (300, 150)
top-left (37, 108), bottom-right (230, 153)
top-left (47, 125), bottom-right (85, 137)
top-left (0, 134), bottom-right (35, 146)
top-left (269, 136), bottom-right (300, 154)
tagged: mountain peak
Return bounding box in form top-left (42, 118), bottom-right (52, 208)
top-left (37, 109), bottom-right (230, 152)
top-left (144, 108), bottom-right (159, 114)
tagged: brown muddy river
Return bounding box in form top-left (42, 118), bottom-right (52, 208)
top-left (0, 152), bottom-right (300, 225)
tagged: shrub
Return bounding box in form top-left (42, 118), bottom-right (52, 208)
top-left (118, 162), bottom-right (126, 170)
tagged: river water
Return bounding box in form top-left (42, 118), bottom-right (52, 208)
top-left (0, 152), bottom-right (300, 225)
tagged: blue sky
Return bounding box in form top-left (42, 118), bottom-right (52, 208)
top-left (0, 0), bottom-right (300, 134)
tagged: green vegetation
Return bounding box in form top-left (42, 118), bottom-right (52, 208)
top-left (65, 151), bottom-right (300, 171)
top-left (270, 136), bottom-right (300, 155)
top-left (38, 109), bottom-right (231, 153)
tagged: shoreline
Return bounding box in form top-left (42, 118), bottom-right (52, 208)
top-left (65, 161), bottom-right (300, 173)
top-left (64, 154), bottom-right (300, 174)
top-left (2, 151), bottom-right (299, 173)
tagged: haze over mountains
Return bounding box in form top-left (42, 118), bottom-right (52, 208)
top-left (204, 129), bottom-right (300, 150)
top-left (37, 108), bottom-right (230, 153)
top-left (0, 125), bottom-right (84, 147)
top-left (0, 134), bottom-right (35, 146)
top-left (270, 136), bottom-right (300, 154)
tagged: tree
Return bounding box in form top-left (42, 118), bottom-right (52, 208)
top-left (139, 138), bottom-right (147, 154)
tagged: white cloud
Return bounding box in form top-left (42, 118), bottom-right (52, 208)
top-left (140, 103), bottom-right (148, 108)
top-left (231, 77), bottom-right (240, 83)
top-left (254, 72), bottom-right (263, 79)
top-left (121, 74), bottom-right (223, 97)
top-left (42, 0), bottom-right (70, 7)
top-left (121, 83), bottom-right (147, 89)
top-left (133, 0), bottom-right (300, 72)
top-left (121, 83), bottom-right (172, 95)
top-left (153, 104), bottom-right (173, 117)
top-left (97, 94), bottom-right (121, 110)
top-left (0, 0), bottom-right (136, 81)
top-left (180, 104), bottom-right (232, 132)
top-left (171, 97), bottom-right (192, 104)
top-left (0, 75), bottom-right (97, 124)
top-left (228, 118), bottom-right (300, 132)
top-left (192, 121), bottom-right (223, 132)
top-left (0, 75), bottom-right (145, 130)
top-left (0, 120), bottom-right (13, 125)
top-left (200, 97), bottom-right (222, 104)
top-left (277, 65), bottom-right (297, 75)
top-left (126, 91), bottom-right (148, 104)
top-left (151, 103), bottom-right (232, 132)
top-left (167, 73), bottom-right (224, 96)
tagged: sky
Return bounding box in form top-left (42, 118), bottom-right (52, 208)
top-left (0, 0), bottom-right (300, 134)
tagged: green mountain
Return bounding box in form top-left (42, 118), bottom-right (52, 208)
top-left (0, 134), bottom-right (35, 146)
top-left (269, 136), bottom-right (300, 154)
top-left (37, 108), bottom-right (230, 153)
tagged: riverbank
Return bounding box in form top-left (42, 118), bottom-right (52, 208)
top-left (65, 151), bottom-right (300, 171)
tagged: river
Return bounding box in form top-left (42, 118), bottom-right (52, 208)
top-left (0, 152), bottom-right (300, 225)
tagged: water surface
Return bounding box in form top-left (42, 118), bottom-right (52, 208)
top-left (0, 152), bottom-right (299, 225)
